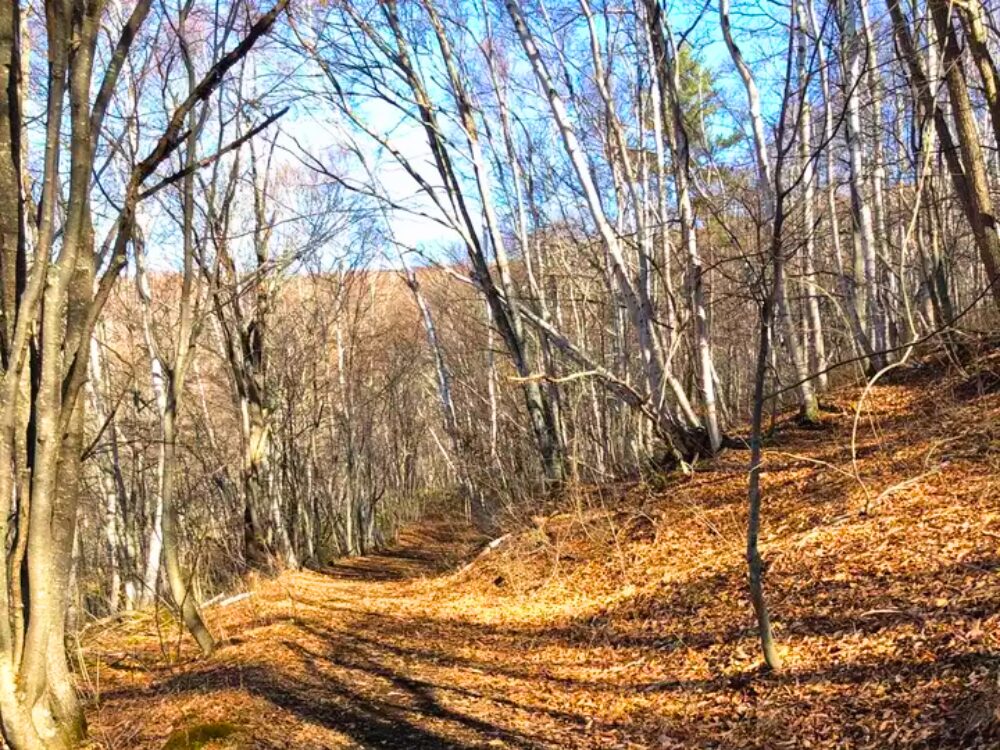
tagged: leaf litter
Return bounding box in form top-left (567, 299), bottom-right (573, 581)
top-left (81, 356), bottom-right (1000, 749)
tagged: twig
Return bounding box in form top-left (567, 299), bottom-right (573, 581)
top-left (138, 107), bottom-right (289, 200)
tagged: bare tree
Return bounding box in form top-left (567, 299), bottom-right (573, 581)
top-left (0, 0), bottom-right (286, 742)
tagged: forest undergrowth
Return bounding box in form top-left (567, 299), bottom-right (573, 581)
top-left (81, 347), bottom-right (1000, 749)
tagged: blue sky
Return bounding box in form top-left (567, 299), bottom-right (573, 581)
top-left (251, 0), bottom-right (797, 269)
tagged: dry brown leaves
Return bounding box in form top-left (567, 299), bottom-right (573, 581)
top-left (82, 360), bottom-right (1000, 749)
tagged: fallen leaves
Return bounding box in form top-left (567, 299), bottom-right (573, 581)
top-left (81, 363), bottom-right (1000, 749)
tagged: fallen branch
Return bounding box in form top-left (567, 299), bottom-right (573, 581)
top-left (457, 534), bottom-right (512, 575)
top-left (203, 592), bottom-right (253, 609)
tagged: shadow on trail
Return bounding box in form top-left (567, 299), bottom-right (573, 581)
top-left (94, 521), bottom-right (565, 749)
top-left (143, 660), bottom-right (536, 750)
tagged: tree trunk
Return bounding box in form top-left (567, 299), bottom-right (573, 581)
top-left (891, 0), bottom-right (1000, 310)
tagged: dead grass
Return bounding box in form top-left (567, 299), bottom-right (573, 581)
top-left (81, 358), bottom-right (1000, 749)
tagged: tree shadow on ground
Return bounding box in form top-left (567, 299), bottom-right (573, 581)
top-left (149, 660), bottom-right (538, 749)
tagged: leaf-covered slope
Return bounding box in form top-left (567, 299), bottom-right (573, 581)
top-left (83, 359), bottom-right (1000, 749)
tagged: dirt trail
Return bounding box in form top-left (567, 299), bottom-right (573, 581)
top-left (83, 523), bottom-right (613, 749)
top-left (83, 362), bottom-right (1000, 749)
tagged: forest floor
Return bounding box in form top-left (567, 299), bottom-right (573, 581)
top-left (81, 348), bottom-right (1000, 749)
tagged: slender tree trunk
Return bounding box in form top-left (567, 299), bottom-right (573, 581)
top-left (747, 282), bottom-right (782, 671)
top-left (720, 0), bottom-right (819, 422)
top-left (889, 0), bottom-right (1000, 310)
top-left (644, 0), bottom-right (723, 451)
top-left (958, 0), bottom-right (1000, 152)
top-left (839, 0), bottom-right (886, 370)
top-left (927, 0), bottom-right (1000, 309)
top-left (796, 4), bottom-right (828, 389)
top-left (160, 407), bottom-right (215, 655)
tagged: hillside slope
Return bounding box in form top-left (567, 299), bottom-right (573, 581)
top-left (82, 356), bottom-right (1000, 749)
